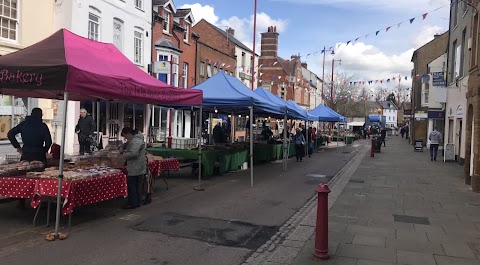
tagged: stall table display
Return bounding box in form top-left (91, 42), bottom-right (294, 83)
top-left (147, 146), bottom-right (248, 177)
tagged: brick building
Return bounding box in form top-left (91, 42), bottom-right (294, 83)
top-left (192, 19), bottom-right (257, 87)
top-left (466, 0), bottom-right (480, 191)
top-left (195, 41), bottom-right (236, 85)
top-left (410, 32), bottom-right (448, 146)
top-left (152, 0), bottom-right (195, 88)
top-left (258, 26), bottom-right (310, 108)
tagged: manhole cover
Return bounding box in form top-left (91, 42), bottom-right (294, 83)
top-left (393, 214), bottom-right (430, 225)
top-left (132, 213), bottom-right (278, 250)
top-left (349, 179), bottom-right (365, 183)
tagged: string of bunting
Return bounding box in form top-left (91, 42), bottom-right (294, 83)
top-left (346, 75), bottom-right (409, 86)
top-left (303, 2), bottom-right (454, 58)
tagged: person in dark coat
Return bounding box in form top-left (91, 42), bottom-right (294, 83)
top-left (380, 127), bottom-right (387, 147)
top-left (8, 108), bottom-right (52, 209)
top-left (8, 108), bottom-right (52, 164)
top-left (75, 108), bottom-right (95, 155)
top-left (294, 128), bottom-right (306, 162)
top-left (213, 122), bottom-right (223, 145)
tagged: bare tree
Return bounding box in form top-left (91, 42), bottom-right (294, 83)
top-left (323, 71), bottom-right (366, 117)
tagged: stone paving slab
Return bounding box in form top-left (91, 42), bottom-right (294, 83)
top-left (285, 136), bottom-right (480, 265)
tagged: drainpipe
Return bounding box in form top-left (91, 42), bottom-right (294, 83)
top-left (193, 33), bottom-right (200, 85)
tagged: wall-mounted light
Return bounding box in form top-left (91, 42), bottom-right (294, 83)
top-left (228, 115), bottom-right (232, 118)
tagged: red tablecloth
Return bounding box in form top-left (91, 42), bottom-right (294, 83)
top-left (30, 173), bottom-right (127, 215)
top-left (0, 177), bottom-right (37, 198)
top-left (159, 158), bottom-right (180, 172)
top-left (147, 159), bottom-right (180, 177)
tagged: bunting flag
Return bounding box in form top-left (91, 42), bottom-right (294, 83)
top-left (376, 30), bottom-right (380, 36)
top-left (410, 18), bottom-right (415, 24)
top-left (397, 22), bottom-right (403, 28)
top-left (347, 40), bottom-right (351, 45)
top-left (386, 26), bottom-right (392, 32)
top-left (422, 13), bottom-right (428, 20)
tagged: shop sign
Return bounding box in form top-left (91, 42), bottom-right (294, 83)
top-left (153, 61), bottom-right (171, 74)
top-left (428, 110), bottom-right (445, 119)
top-left (456, 105), bottom-right (464, 118)
top-left (432, 72), bottom-right (446, 87)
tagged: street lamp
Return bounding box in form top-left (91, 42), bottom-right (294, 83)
top-left (329, 57), bottom-right (341, 136)
top-left (321, 48), bottom-right (335, 103)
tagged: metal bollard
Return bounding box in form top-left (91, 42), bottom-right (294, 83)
top-left (314, 183), bottom-right (331, 260)
top-left (370, 139), bottom-right (375, 158)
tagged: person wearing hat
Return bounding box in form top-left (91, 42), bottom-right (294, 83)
top-left (294, 127), bottom-right (306, 162)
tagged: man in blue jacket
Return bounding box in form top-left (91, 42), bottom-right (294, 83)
top-left (8, 108), bottom-right (52, 164)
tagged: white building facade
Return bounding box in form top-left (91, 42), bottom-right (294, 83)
top-left (424, 54), bottom-right (448, 149)
top-left (53, 0), bottom-right (152, 154)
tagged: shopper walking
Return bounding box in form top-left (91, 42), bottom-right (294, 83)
top-left (120, 127), bottom-right (146, 209)
top-left (428, 127), bottom-right (442, 161)
top-left (380, 127), bottom-right (387, 147)
top-left (294, 128), bottom-right (306, 162)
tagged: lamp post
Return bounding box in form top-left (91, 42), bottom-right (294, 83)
top-left (321, 47), bottom-right (335, 103)
top-left (251, 0), bottom-right (257, 90)
top-left (329, 58), bottom-right (341, 135)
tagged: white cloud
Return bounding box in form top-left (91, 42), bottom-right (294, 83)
top-left (267, 0), bottom-right (450, 12)
top-left (182, 3), bottom-right (287, 52)
top-left (410, 25), bottom-right (445, 49)
top-left (179, 3), bottom-right (219, 25)
top-left (310, 42), bottom-right (414, 84)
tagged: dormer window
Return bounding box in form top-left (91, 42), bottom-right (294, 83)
top-left (163, 10), bottom-right (170, 33)
top-left (183, 22), bottom-right (189, 42)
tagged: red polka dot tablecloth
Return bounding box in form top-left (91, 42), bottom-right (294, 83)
top-left (30, 173), bottom-right (127, 216)
top-left (159, 158), bottom-right (180, 172)
top-left (0, 177), bottom-right (37, 198)
top-left (148, 160), bottom-right (161, 177)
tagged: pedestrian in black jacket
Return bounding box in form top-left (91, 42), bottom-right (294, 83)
top-left (8, 108), bottom-right (52, 164)
top-left (75, 108), bottom-right (96, 155)
top-left (8, 108), bottom-right (52, 209)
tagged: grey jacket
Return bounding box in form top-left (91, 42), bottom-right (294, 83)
top-left (429, 130), bottom-right (443, 145)
top-left (123, 134), bottom-right (146, 176)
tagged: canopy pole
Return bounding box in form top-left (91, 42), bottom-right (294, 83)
top-left (305, 120), bottom-right (309, 157)
top-left (250, 107), bottom-right (254, 187)
top-left (54, 91), bottom-right (69, 239)
top-left (208, 113), bottom-right (213, 145)
top-left (336, 122), bottom-right (339, 151)
top-left (283, 113), bottom-right (287, 171)
top-left (96, 101), bottom-right (100, 146)
top-left (194, 106), bottom-right (204, 191)
top-left (132, 104), bottom-right (136, 129)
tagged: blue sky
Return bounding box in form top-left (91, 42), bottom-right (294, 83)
top-left (175, 0), bottom-right (451, 95)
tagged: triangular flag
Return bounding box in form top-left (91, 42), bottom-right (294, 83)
top-left (410, 18), bottom-right (415, 24)
top-left (321, 50), bottom-right (324, 54)
top-left (365, 34), bottom-right (369, 39)
top-left (405, 76), bottom-right (408, 80)
top-left (355, 37), bottom-right (360, 42)
top-left (397, 22), bottom-right (403, 28)
top-left (376, 30), bottom-right (380, 36)
top-left (260, 73), bottom-right (264, 76)
top-left (422, 13), bottom-right (428, 20)
top-left (386, 26), bottom-right (392, 32)
top-left (273, 62), bottom-right (278, 65)
top-left (347, 40), bottom-right (351, 45)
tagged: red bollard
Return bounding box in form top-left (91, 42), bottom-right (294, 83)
top-left (370, 139), bottom-right (375, 158)
top-left (314, 183), bottom-right (331, 260)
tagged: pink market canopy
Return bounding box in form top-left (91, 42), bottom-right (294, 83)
top-left (0, 29), bottom-right (202, 106)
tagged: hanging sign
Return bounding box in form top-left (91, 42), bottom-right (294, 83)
top-left (432, 72), bottom-right (446, 87)
top-left (153, 61), bottom-right (171, 74)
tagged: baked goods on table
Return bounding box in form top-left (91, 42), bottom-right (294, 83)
top-left (26, 166), bottom-right (122, 181)
top-left (0, 160), bottom-right (44, 177)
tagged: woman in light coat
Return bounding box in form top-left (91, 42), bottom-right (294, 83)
top-left (120, 127), bottom-right (146, 209)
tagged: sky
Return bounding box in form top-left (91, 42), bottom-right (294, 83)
top-left (173, 0), bottom-right (451, 96)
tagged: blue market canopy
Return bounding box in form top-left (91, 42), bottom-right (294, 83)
top-left (253, 88), bottom-right (305, 119)
top-left (309, 104), bottom-right (346, 122)
top-left (286, 100), bottom-right (317, 121)
top-left (192, 72), bottom-right (283, 115)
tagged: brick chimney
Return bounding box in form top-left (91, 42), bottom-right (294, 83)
top-left (227, 27), bottom-right (235, 36)
top-left (301, 62), bottom-right (308, 69)
top-left (260, 26), bottom-right (279, 58)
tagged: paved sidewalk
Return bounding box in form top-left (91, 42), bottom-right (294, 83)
top-left (266, 135), bottom-right (480, 265)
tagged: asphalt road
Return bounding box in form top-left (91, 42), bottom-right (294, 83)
top-left (0, 141), bottom-right (365, 265)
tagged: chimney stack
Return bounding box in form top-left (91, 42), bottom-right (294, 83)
top-left (227, 28), bottom-right (235, 36)
top-left (260, 26), bottom-right (279, 58)
top-left (301, 62), bottom-right (308, 69)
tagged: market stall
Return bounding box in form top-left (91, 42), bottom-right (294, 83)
top-left (0, 29), bottom-right (203, 239)
top-left (190, 72), bottom-right (284, 187)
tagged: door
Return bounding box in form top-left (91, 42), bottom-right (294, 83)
top-left (458, 119), bottom-right (462, 160)
top-left (158, 55), bottom-right (169, 83)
